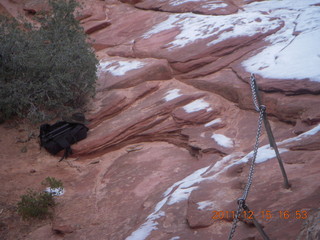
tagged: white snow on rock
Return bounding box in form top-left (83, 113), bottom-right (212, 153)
top-left (170, 0), bottom-right (202, 6)
top-left (242, 0), bottom-right (320, 82)
top-left (276, 123), bottom-right (320, 145)
top-left (125, 211), bottom-right (165, 240)
top-left (211, 133), bottom-right (234, 148)
top-left (205, 118), bottom-right (222, 127)
top-left (197, 200), bottom-right (214, 210)
top-left (167, 186), bottom-right (198, 205)
top-left (204, 2), bottom-right (228, 10)
top-left (169, 0), bottom-right (227, 10)
top-left (164, 89), bottom-right (182, 101)
top-left (227, 124), bottom-right (320, 167)
top-left (125, 167), bottom-right (209, 240)
top-left (143, 9), bottom-right (282, 50)
top-left (238, 145), bottom-right (288, 164)
top-left (183, 99), bottom-right (212, 113)
top-left (44, 187), bottom-right (64, 196)
top-left (170, 237), bottom-right (180, 240)
top-left (298, 124), bottom-right (320, 137)
top-left (98, 60), bottom-right (145, 77)
top-left (142, 0), bottom-right (320, 81)
top-left (127, 124), bottom-right (320, 239)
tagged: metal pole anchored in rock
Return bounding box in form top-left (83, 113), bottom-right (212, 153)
top-left (242, 204), bottom-right (270, 240)
top-left (250, 73), bottom-right (291, 189)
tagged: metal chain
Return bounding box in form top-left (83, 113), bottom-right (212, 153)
top-left (240, 106), bottom-right (265, 201)
top-left (250, 73), bottom-right (260, 112)
top-left (227, 198), bottom-right (244, 239)
top-left (227, 76), bottom-right (266, 240)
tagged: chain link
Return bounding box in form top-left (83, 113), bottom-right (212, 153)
top-left (228, 74), bottom-right (265, 240)
top-left (241, 106), bottom-right (265, 201)
top-left (228, 198), bottom-right (247, 239)
top-left (250, 74), bottom-right (260, 112)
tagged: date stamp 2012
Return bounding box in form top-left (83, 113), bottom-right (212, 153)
top-left (212, 210), bottom-right (308, 221)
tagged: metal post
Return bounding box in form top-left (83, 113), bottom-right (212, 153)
top-left (251, 74), bottom-right (291, 189)
top-left (262, 112), bottom-right (291, 188)
top-left (243, 204), bottom-right (270, 240)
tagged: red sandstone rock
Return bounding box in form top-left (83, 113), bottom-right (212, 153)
top-left (88, 81), bottom-right (160, 128)
top-left (52, 224), bottom-right (74, 234)
top-left (76, 0), bottom-right (107, 23)
top-left (297, 208), bottom-right (320, 240)
top-left (23, 0), bottom-right (50, 14)
top-left (120, 0), bottom-right (143, 4)
top-left (135, 0), bottom-right (239, 15)
top-left (132, 12), bottom-right (283, 67)
top-left (181, 69), bottom-right (253, 110)
top-left (83, 20), bottom-right (111, 34)
top-left (73, 80), bottom-right (225, 156)
top-left (89, 4), bottom-right (168, 51)
top-left (0, 4), bottom-right (10, 16)
top-left (96, 56), bottom-right (172, 90)
top-left (1, 0), bottom-right (320, 240)
top-left (0, 0), bottom-right (25, 18)
top-left (231, 60), bottom-right (320, 95)
top-left (26, 224), bottom-right (56, 240)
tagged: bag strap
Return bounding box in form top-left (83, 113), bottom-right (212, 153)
top-left (56, 124), bottom-right (87, 162)
top-left (55, 138), bottom-right (72, 162)
top-left (69, 124), bottom-right (87, 141)
top-left (41, 122), bottom-right (71, 143)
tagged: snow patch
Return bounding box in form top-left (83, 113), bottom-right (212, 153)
top-left (164, 89), bottom-right (182, 101)
top-left (170, 0), bottom-right (202, 6)
top-left (125, 167), bottom-right (210, 240)
top-left (203, 2), bottom-right (228, 10)
top-left (277, 124), bottom-right (320, 145)
top-left (125, 211), bottom-right (165, 240)
top-left (170, 237), bottom-right (180, 240)
top-left (98, 60), bottom-right (145, 77)
top-left (243, 29), bottom-right (320, 81)
top-left (183, 99), bottom-right (212, 113)
top-left (242, 0), bottom-right (320, 82)
top-left (169, 0), bottom-right (227, 10)
top-left (142, 0), bottom-right (320, 81)
top-left (204, 153), bottom-right (243, 175)
top-left (205, 118), bottom-right (222, 127)
top-left (211, 134), bottom-right (234, 148)
top-left (238, 145), bottom-right (288, 164)
top-left (127, 121), bottom-right (320, 240)
top-left (44, 187), bottom-right (64, 196)
top-left (163, 167), bottom-right (210, 197)
top-left (143, 10), bottom-right (281, 50)
top-left (299, 124), bottom-right (320, 137)
top-left (167, 186), bottom-right (198, 205)
top-left (197, 200), bottom-right (214, 210)
top-left (226, 124), bottom-right (320, 167)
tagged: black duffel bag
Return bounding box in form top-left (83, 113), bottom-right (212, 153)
top-left (39, 113), bottom-right (89, 161)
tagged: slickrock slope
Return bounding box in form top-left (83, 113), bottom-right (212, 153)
top-left (1, 0), bottom-right (320, 239)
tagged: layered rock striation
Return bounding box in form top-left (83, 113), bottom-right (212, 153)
top-left (1, 0), bottom-right (320, 239)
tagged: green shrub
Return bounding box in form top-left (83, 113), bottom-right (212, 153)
top-left (0, 0), bottom-right (98, 123)
top-left (17, 189), bottom-right (56, 220)
top-left (41, 176), bottom-right (63, 189)
top-left (17, 177), bottom-right (64, 220)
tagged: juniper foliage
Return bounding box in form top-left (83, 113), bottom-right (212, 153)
top-left (17, 177), bottom-right (64, 220)
top-left (0, 0), bottom-right (98, 123)
top-left (17, 189), bottom-right (56, 220)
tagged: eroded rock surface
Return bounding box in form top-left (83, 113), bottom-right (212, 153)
top-left (1, 0), bottom-right (320, 240)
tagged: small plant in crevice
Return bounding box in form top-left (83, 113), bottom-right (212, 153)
top-left (17, 177), bottom-right (64, 220)
top-left (17, 189), bottom-right (56, 220)
top-left (42, 177), bottom-right (64, 196)
top-left (42, 177), bottom-right (63, 189)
